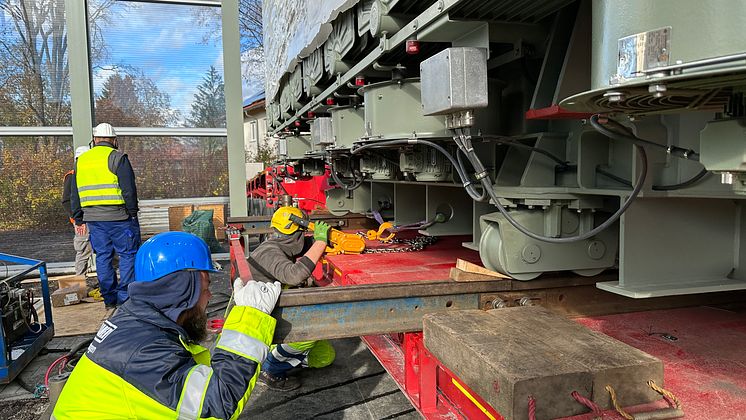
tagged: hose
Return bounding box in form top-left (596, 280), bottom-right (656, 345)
top-left (454, 125), bottom-right (648, 244)
top-left (330, 160), bottom-right (363, 191)
top-left (478, 136), bottom-right (569, 168)
top-left (597, 166), bottom-right (710, 191)
top-left (652, 167), bottom-right (710, 191)
top-left (589, 115), bottom-right (700, 162)
top-left (351, 139), bottom-right (487, 201)
top-left (590, 115), bottom-right (709, 191)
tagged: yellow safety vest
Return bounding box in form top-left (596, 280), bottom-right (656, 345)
top-left (75, 146), bottom-right (125, 207)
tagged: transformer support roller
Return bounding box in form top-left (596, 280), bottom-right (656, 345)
top-left (478, 207), bottom-right (618, 280)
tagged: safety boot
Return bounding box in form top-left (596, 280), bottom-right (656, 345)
top-left (257, 371), bottom-right (301, 391)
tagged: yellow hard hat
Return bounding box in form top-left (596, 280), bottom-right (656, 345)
top-left (271, 206), bottom-right (305, 234)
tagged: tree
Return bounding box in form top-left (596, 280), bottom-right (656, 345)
top-left (193, 0), bottom-right (262, 50)
top-left (246, 136), bottom-right (276, 167)
top-left (188, 66), bottom-right (225, 129)
top-left (0, 0), bottom-right (125, 127)
top-left (95, 71), bottom-right (177, 127)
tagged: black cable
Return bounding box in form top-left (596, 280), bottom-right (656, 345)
top-left (596, 167), bottom-right (632, 187)
top-left (456, 148), bottom-right (487, 201)
top-left (479, 136), bottom-right (569, 168)
top-left (597, 164), bottom-right (710, 191)
top-left (652, 167), bottom-right (710, 191)
top-left (589, 115), bottom-right (700, 162)
top-left (451, 120), bottom-right (648, 244)
top-left (330, 159), bottom-right (363, 191)
top-left (268, 172), bottom-right (291, 196)
top-left (351, 139), bottom-right (486, 201)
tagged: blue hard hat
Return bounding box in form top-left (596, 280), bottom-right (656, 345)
top-left (135, 232), bottom-right (220, 282)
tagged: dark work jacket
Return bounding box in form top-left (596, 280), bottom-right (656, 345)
top-left (52, 297), bottom-right (276, 419)
top-left (70, 142), bottom-right (139, 225)
top-left (248, 234), bottom-right (316, 286)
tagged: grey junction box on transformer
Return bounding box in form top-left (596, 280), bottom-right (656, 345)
top-left (419, 47), bottom-right (489, 116)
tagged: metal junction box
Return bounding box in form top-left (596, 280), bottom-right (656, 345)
top-left (311, 117), bottom-right (335, 149)
top-left (420, 47), bottom-right (488, 116)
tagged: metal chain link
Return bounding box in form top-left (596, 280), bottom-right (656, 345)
top-left (358, 235), bottom-right (439, 254)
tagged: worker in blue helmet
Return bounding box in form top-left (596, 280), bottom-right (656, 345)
top-left (53, 231), bottom-right (282, 419)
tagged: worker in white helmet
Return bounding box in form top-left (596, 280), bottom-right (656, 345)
top-left (61, 146), bottom-right (93, 276)
top-left (70, 123), bottom-right (141, 309)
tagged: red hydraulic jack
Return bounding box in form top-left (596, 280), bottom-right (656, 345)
top-left (363, 333), bottom-right (502, 420)
top-left (226, 225), bottom-right (252, 282)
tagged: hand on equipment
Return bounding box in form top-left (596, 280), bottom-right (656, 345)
top-left (313, 221), bottom-right (330, 243)
top-left (233, 279), bottom-right (282, 314)
top-left (75, 224), bottom-right (87, 236)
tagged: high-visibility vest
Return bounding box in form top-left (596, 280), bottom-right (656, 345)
top-left (75, 146), bottom-right (125, 207)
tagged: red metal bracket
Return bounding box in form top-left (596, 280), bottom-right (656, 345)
top-left (227, 225), bottom-right (252, 284)
top-left (525, 104), bottom-right (593, 120)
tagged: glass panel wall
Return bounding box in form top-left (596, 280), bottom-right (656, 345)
top-left (0, 0), bottom-right (71, 126)
top-left (118, 136), bottom-right (228, 200)
top-left (88, 0), bottom-right (225, 128)
top-left (0, 136), bottom-right (73, 231)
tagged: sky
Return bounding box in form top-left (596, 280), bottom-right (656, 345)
top-left (90, 1), bottom-right (264, 124)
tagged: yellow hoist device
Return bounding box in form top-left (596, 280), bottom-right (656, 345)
top-left (271, 206), bottom-right (366, 255)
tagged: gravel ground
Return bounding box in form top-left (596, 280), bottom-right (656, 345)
top-left (0, 399), bottom-right (49, 420)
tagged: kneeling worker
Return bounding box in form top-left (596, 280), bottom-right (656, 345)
top-left (53, 232), bottom-right (281, 419)
top-left (248, 206), bottom-right (335, 391)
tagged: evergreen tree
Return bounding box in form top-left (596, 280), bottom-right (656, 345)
top-left (188, 66), bottom-right (225, 128)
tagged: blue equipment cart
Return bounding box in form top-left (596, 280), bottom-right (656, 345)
top-left (0, 253), bottom-right (54, 384)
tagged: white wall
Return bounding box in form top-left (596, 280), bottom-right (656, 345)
top-left (243, 108), bottom-right (267, 179)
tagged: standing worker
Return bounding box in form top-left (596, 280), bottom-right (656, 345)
top-left (248, 206), bottom-right (336, 391)
top-left (71, 123), bottom-right (140, 309)
top-left (53, 232), bottom-right (282, 419)
top-left (61, 146), bottom-right (92, 276)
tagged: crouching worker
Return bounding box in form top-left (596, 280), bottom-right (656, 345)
top-left (53, 231), bottom-right (282, 419)
top-left (248, 206), bottom-right (336, 391)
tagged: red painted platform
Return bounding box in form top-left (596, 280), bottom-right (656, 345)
top-left (321, 235), bottom-right (480, 285)
top-left (317, 238), bottom-right (746, 419)
top-left (575, 307), bottom-right (746, 419)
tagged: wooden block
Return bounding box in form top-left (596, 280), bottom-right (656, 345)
top-left (423, 307), bottom-right (663, 419)
top-left (57, 275), bottom-right (86, 290)
top-left (449, 267), bottom-right (510, 282)
top-left (168, 205), bottom-right (194, 232)
top-left (456, 259), bottom-right (510, 279)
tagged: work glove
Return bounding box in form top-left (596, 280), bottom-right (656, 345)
top-left (74, 223), bottom-right (87, 236)
top-left (313, 221), bottom-right (331, 243)
top-left (233, 279), bottom-right (282, 314)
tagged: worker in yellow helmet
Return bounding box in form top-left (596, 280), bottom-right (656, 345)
top-left (247, 206), bottom-right (335, 391)
top-left (70, 123), bottom-right (140, 309)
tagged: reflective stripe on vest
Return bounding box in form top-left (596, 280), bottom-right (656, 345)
top-left (177, 364), bottom-right (212, 419)
top-left (75, 146), bottom-right (124, 207)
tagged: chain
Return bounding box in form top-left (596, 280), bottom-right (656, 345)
top-left (359, 235), bottom-right (438, 254)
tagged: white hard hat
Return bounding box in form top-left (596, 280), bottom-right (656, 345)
top-left (74, 146), bottom-right (90, 159)
top-left (93, 122), bottom-right (117, 138)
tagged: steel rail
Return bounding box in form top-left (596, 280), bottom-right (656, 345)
top-left (270, 274), bottom-right (616, 343)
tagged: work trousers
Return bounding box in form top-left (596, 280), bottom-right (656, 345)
top-left (262, 340), bottom-right (335, 377)
top-left (73, 230), bottom-right (93, 276)
top-left (87, 218), bottom-right (141, 305)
